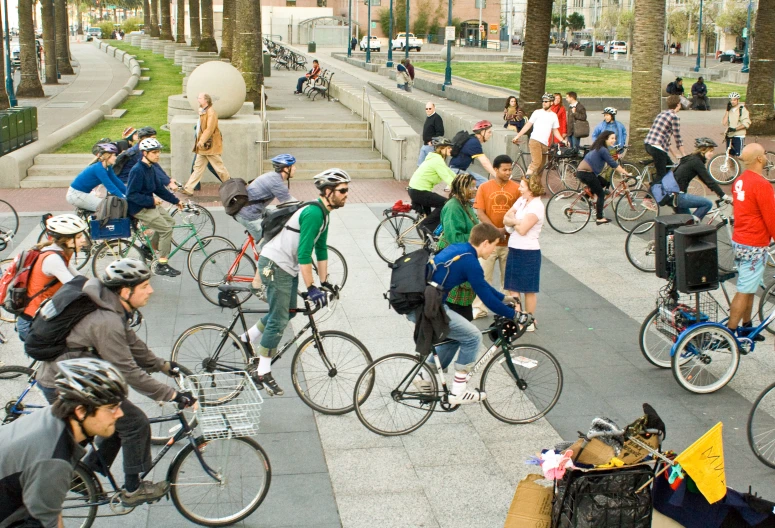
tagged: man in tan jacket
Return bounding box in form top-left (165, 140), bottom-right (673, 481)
top-left (182, 93), bottom-right (231, 195)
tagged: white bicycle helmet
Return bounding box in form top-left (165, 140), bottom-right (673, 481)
top-left (138, 138), bottom-right (163, 152)
top-left (728, 92), bottom-right (741, 100)
top-left (603, 107), bottom-right (618, 116)
top-left (313, 168), bottom-right (352, 190)
top-left (46, 214), bottom-right (88, 236)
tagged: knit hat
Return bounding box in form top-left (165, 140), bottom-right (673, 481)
top-left (122, 126), bottom-right (137, 140)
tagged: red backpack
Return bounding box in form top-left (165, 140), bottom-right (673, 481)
top-left (0, 249), bottom-right (57, 316)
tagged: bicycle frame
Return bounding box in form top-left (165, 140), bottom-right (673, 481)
top-left (222, 236), bottom-right (260, 284)
top-left (135, 221), bottom-right (202, 261)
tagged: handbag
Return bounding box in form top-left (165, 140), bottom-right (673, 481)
top-left (573, 119), bottom-right (590, 138)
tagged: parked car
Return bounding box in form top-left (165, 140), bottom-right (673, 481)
top-left (607, 41), bottom-right (627, 54)
top-left (391, 32), bottom-right (422, 51)
top-left (511, 36), bottom-right (521, 45)
top-left (359, 35), bottom-right (381, 52)
top-left (719, 49), bottom-right (743, 63)
top-left (595, 43), bottom-right (605, 52)
top-left (86, 27), bottom-right (102, 41)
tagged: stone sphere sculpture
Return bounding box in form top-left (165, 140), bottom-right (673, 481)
top-left (186, 61), bottom-right (247, 118)
top-left (441, 46), bottom-right (456, 61)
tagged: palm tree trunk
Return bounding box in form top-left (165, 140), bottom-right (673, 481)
top-left (628, 0), bottom-right (666, 159)
top-left (55, 0), bottom-right (73, 74)
top-left (190, 0), bottom-right (202, 47)
top-left (144, 0), bottom-right (151, 31)
top-left (518, 0), bottom-right (552, 114)
top-left (747, 0), bottom-right (775, 135)
top-left (18, 0), bottom-right (45, 96)
top-left (150, 0), bottom-right (160, 37)
top-left (235, 0), bottom-right (262, 107)
top-left (0, 9), bottom-right (9, 110)
top-left (198, 0), bottom-right (217, 52)
top-left (160, 0), bottom-right (173, 40)
top-left (76, 2), bottom-right (84, 36)
top-left (219, 0), bottom-right (235, 59)
top-left (176, 0), bottom-right (186, 43)
top-left (41, 0), bottom-right (58, 85)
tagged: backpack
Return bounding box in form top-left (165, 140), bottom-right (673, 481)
top-left (95, 195), bottom-right (128, 227)
top-left (24, 276), bottom-right (99, 361)
top-left (451, 130), bottom-right (475, 158)
top-left (260, 201), bottom-right (327, 243)
top-left (218, 178), bottom-right (265, 217)
top-left (666, 82), bottom-right (676, 95)
top-left (650, 170), bottom-right (681, 207)
top-left (112, 149), bottom-right (133, 176)
top-left (0, 249), bottom-right (58, 316)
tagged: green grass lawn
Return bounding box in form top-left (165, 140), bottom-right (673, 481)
top-left (414, 62), bottom-right (747, 100)
top-left (57, 41), bottom-right (182, 153)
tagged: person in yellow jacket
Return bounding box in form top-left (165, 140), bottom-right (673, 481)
top-left (182, 93), bottom-right (231, 195)
top-left (407, 136), bottom-right (456, 234)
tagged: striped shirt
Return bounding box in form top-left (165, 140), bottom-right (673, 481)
top-left (644, 110), bottom-right (683, 152)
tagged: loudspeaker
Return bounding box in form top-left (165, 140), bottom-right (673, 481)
top-left (674, 224), bottom-right (719, 293)
top-left (655, 214), bottom-right (695, 279)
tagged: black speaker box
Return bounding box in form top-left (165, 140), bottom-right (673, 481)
top-left (655, 214), bottom-right (695, 279)
top-left (674, 224), bottom-right (719, 293)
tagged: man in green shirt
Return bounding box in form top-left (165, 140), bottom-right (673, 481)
top-left (241, 169), bottom-right (351, 396)
top-left (408, 136), bottom-right (456, 234)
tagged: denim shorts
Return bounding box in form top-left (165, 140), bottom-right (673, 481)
top-left (734, 243), bottom-right (767, 294)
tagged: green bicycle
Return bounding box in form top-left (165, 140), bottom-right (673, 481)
top-left (91, 203), bottom-right (234, 279)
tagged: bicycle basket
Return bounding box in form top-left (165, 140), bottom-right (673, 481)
top-left (184, 371), bottom-right (263, 440)
top-left (655, 292), bottom-right (719, 340)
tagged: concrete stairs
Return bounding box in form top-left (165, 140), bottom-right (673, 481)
top-left (22, 154), bottom-right (172, 188)
top-left (267, 121), bottom-right (393, 180)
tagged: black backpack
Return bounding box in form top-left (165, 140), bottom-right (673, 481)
top-left (24, 276), bottom-right (100, 361)
top-left (260, 201), bottom-right (327, 243)
top-left (219, 178), bottom-right (251, 217)
top-left (113, 149), bottom-right (132, 176)
top-left (451, 130), bottom-right (475, 158)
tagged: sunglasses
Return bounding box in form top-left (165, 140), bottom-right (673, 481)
top-left (335, 188), bottom-right (349, 195)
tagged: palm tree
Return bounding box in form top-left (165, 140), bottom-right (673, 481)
top-left (41, 0), bottom-right (59, 85)
top-left (198, 0), bottom-right (217, 52)
top-left (0, 7), bottom-right (9, 109)
top-left (518, 0), bottom-right (552, 114)
top-left (747, 1), bottom-right (775, 135)
top-left (235, 0), bottom-right (262, 107)
top-left (17, 0), bottom-right (45, 96)
top-left (160, 0), bottom-right (173, 40)
top-left (76, 1), bottom-right (84, 37)
top-left (55, 0), bottom-right (74, 74)
top-left (190, 0), bottom-right (202, 47)
top-left (628, 0), bottom-right (666, 159)
top-left (150, 0), bottom-right (160, 37)
top-left (219, 0), bottom-right (235, 59)
top-left (176, 0), bottom-right (186, 43)
top-left (143, 0), bottom-right (151, 31)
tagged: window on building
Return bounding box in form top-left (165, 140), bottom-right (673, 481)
top-left (286, 0), bottom-right (296, 5)
top-left (317, 0), bottom-right (326, 5)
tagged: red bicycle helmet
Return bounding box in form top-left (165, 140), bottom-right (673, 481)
top-left (473, 120), bottom-right (492, 132)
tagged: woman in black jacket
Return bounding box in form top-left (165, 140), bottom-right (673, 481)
top-left (672, 137), bottom-right (731, 220)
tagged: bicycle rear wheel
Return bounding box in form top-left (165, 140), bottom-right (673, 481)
top-left (544, 160), bottom-right (564, 195)
top-left (171, 323), bottom-right (250, 376)
top-left (625, 220), bottom-right (656, 272)
top-left (480, 345), bottom-right (563, 424)
top-left (170, 436), bottom-right (271, 526)
top-left (708, 154), bottom-right (740, 184)
top-left (91, 239), bottom-right (144, 278)
top-left (748, 382), bottom-right (775, 469)
top-left (292, 330), bottom-right (372, 415)
top-left (764, 151), bottom-right (775, 183)
top-left (171, 204), bottom-right (215, 252)
top-left (671, 325), bottom-right (740, 394)
top-left (614, 189), bottom-right (659, 232)
top-left (62, 462), bottom-right (99, 528)
top-left (0, 199), bottom-right (19, 244)
top-left (715, 222), bottom-right (735, 273)
top-left (561, 160), bottom-right (581, 191)
top-left (0, 366), bottom-right (48, 424)
top-left (197, 248), bottom-right (257, 306)
top-left (186, 235), bottom-right (236, 281)
top-left (373, 213), bottom-right (422, 264)
top-left (757, 282), bottom-right (775, 335)
top-left (639, 308), bottom-right (675, 368)
top-left (545, 190), bottom-right (591, 234)
top-left (353, 353), bottom-right (437, 436)
top-left (511, 162), bottom-right (527, 181)
top-left (611, 163), bottom-right (642, 190)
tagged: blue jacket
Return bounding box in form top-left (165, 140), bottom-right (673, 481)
top-left (126, 160), bottom-right (179, 216)
top-left (70, 162), bottom-right (126, 198)
top-left (117, 144), bottom-right (142, 183)
top-left (591, 119), bottom-right (627, 145)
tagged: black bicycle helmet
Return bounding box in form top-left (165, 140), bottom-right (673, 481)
top-left (695, 137), bottom-right (718, 149)
top-left (102, 258), bottom-right (152, 288)
top-left (55, 358), bottom-right (128, 408)
top-left (137, 126), bottom-right (157, 140)
top-left (431, 136), bottom-right (453, 148)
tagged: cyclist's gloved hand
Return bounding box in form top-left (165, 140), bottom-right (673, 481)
top-left (173, 391), bottom-right (197, 410)
top-left (722, 194), bottom-right (733, 204)
top-left (513, 311), bottom-right (532, 326)
top-left (303, 286), bottom-right (328, 309)
top-left (503, 295), bottom-right (519, 307)
top-left (162, 361), bottom-right (182, 377)
top-left (320, 281), bottom-right (340, 297)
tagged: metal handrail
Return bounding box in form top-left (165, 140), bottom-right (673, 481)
top-left (381, 119), bottom-right (406, 180)
top-left (256, 85), bottom-right (270, 174)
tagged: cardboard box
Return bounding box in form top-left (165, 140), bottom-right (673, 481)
top-left (504, 473), bottom-right (553, 528)
top-left (567, 437), bottom-right (616, 465)
top-left (619, 434), bottom-right (660, 465)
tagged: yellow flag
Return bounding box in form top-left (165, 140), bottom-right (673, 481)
top-left (675, 422), bottom-right (727, 504)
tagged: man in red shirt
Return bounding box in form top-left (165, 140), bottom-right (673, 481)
top-left (729, 143), bottom-right (775, 338)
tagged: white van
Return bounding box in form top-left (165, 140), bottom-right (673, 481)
top-left (608, 41), bottom-right (627, 54)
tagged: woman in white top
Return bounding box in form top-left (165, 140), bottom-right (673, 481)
top-left (503, 177), bottom-right (545, 332)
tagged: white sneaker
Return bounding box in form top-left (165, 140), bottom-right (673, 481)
top-left (526, 323), bottom-right (536, 332)
top-left (473, 309), bottom-right (488, 320)
top-left (412, 372), bottom-right (433, 392)
top-left (449, 388), bottom-right (486, 405)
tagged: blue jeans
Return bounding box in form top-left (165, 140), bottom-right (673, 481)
top-left (407, 304), bottom-right (482, 372)
top-left (451, 167), bottom-right (488, 187)
top-left (567, 135), bottom-right (580, 149)
top-left (417, 144), bottom-right (434, 166)
top-left (674, 192), bottom-right (712, 220)
top-left (257, 256), bottom-right (298, 355)
top-left (15, 317), bottom-right (32, 342)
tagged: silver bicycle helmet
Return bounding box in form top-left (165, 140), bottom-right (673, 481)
top-left (431, 136), bottom-right (453, 148)
top-left (55, 358), bottom-right (128, 408)
top-left (313, 168), bottom-right (352, 190)
top-left (102, 258), bottom-right (152, 288)
top-left (603, 107), bottom-right (618, 116)
top-left (138, 138), bottom-right (162, 152)
top-left (728, 92), bottom-right (741, 100)
top-left (46, 214), bottom-right (89, 236)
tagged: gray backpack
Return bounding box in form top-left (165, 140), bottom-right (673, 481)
top-left (95, 195), bottom-right (128, 227)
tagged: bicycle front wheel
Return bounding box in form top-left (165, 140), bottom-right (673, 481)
top-left (715, 222), bottom-right (735, 273)
top-left (292, 330), bottom-right (372, 415)
top-left (763, 151), bottom-right (775, 183)
top-left (561, 160), bottom-right (581, 191)
top-left (481, 345), bottom-right (563, 424)
top-left (545, 190), bottom-right (591, 234)
top-left (757, 282), bottom-right (775, 335)
top-left (171, 324), bottom-right (250, 376)
top-left (625, 220), bottom-right (656, 272)
top-left (639, 308), bottom-right (676, 368)
top-left (614, 189), bottom-right (659, 232)
top-left (353, 353), bottom-right (437, 436)
top-left (373, 213), bottom-right (422, 264)
top-left (197, 248), bottom-right (256, 306)
top-left (0, 366), bottom-right (48, 424)
top-left (748, 382), bottom-right (775, 469)
top-left (171, 204), bottom-right (215, 252)
top-left (62, 462), bottom-right (99, 528)
top-left (169, 436), bottom-right (271, 527)
top-left (91, 239), bottom-right (144, 278)
top-left (186, 235), bottom-right (236, 281)
top-left (707, 154), bottom-right (740, 184)
top-left (0, 199), bottom-right (19, 243)
top-left (671, 325), bottom-right (740, 394)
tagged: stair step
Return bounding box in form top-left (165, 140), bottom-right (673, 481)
top-left (33, 153), bottom-right (172, 166)
top-left (25, 162), bottom-right (172, 184)
top-left (292, 169), bottom-right (394, 180)
top-left (270, 138), bottom-right (373, 149)
top-left (271, 129), bottom-right (367, 139)
top-left (261, 159), bottom-right (391, 171)
top-left (269, 121), bottom-right (368, 130)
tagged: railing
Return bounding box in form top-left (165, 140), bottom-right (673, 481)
top-left (360, 86), bottom-right (375, 149)
top-left (381, 119), bottom-right (405, 180)
top-left (256, 85), bottom-right (270, 171)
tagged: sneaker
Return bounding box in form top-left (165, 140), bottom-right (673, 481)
top-left (253, 371), bottom-right (284, 396)
top-left (526, 322), bottom-right (536, 332)
top-left (179, 188), bottom-right (194, 196)
top-left (449, 388), bottom-right (486, 405)
top-left (737, 326), bottom-right (765, 342)
top-left (155, 263), bottom-right (181, 277)
top-left (412, 372), bottom-right (433, 392)
top-left (138, 245), bottom-right (154, 261)
top-left (120, 480), bottom-right (171, 507)
top-left (472, 308), bottom-right (489, 320)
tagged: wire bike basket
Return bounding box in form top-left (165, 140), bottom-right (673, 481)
top-left (184, 371), bottom-right (263, 440)
top-left (655, 291), bottom-right (719, 340)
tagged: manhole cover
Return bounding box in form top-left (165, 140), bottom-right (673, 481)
top-left (46, 101), bottom-right (88, 108)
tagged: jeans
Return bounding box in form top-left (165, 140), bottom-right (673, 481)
top-left (133, 205), bottom-right (176, 259)
top-left (296, 76), bottom-right (309, 92)
top-left (15, 317), bottom-right (32, 342)
top-left (66, 187), bottom-right (102, 212)
top-left (407, 304), bottom-right (482, 372)
top-left (257, 256), bottom-right (298, 354)
top-left (236, 214), bottom-right (263, 242)
top-left (451, 167), bottom-right (488, 187)
top-left (407, 187), bottom-right (447, 232)
top-left (674, 192), bottom-right (712, 220)
top-left (567, 135), bottom-right (580, 149)
top-left (576, 170), bottom-right (608, 219)
top-left (645, 143), bottom-right (672, 184)
top-left (417, 144), bottom-right (434, 166)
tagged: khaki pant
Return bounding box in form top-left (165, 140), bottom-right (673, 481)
top-left (134, 205), bottom-right (176, 260)
top-left (184, 154), bottom-right (230, 192)
top-left (528, 139), bottom-right (549, 176)
top-left (472, 245), bottom-right (509, 315)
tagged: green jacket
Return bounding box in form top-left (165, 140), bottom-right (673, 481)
top-left (439, 198), bottom-right (479, 246)
top-left (409, 152), bottom-right (456, 192)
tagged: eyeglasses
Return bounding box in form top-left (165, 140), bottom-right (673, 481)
top-left (336, 188), bottom-right (349, 195)
top-left (425, 107), bottom-right (433, 110)
top-left (100, 404), bottom-right (122, 415)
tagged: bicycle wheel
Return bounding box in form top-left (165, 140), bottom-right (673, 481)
top-left (614, 189), bottom-right (659, 232)
top-left (625, 220), bottom-right (656, 272)
top-left (135, 364), bottom-right (198, 445)
top-left (511, 162), bottom-right (527, 181)
top-left (186, 235), bottom-right (236, 281)
top-left (561, 160), bottom-right (581, 191)
top-left (671, 324), bottom-right (740, 394)
top-left (62, 462), bottom-right (99, 528)
top-left (0, 366), bottom-right (48, 424)
top-left (169, 436), bottom-right (271, 526)
top-left (545, 190), bottom-right (591, 234)
top-left (715, 222), bottom-right (735, 273)
top-left (707, 154), bottom-right (740, 184)
top-left (0, 259), bottom-right (16, 323)
top-left (91, 239), bottom-right (144, 278)
top-left (687, 178), bottom-right (707, 197)
top-left (353, 353), bottom-right (437, 436)
top-left (757, 282), bottom-right (775, 335)
top-left (544, 160), bottom-right (564, 195)
top-left (763, 151), bottom-right (775, 183)
top-left (318, 245), bottom-right (348, 291)
top-left (373, 213), bottom-right (422, 264)
top-left (612, 163), bottom-right (642, 189)
top-left (197, 248), bottom-right (256, 306)
top-left (291, 330), bottom-right (372, 415)
top-left (171, 324), bottom-right (250, 376)
top-left (748, 382), bottom-right (775, 469)
top-left (0, 199), bottom-right (19, 244)
top-left (639, 308), bottom-right (676, 368)
top-left (480, 345), bottom-right (563, 424)
top-left (37, 229), bottom-right (93, 271)
top-left (171, 204), bottom-right (215, 252)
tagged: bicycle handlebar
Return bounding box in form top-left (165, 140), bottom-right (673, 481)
top-left (217, 284), bottom-right (339, 315)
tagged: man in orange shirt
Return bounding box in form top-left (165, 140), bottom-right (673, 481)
top-left (472, 154), bottom-right (521, 319)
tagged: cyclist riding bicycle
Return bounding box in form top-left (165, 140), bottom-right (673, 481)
top-left (241, 169), bottom-right (349, 397)
top-left (645, 94), bottom-right (687, 185)
top-left (116, 126), bottom-right (157, 184)
top-left (575, 130), bottom-right (632, 225)
top-left (722, 92), bottom-right (750, 158)
top-left (36, 258), bottom-right (196, 507)
top-left (0, 358), bottom-right (127, 528)
top-left (591, 107), bottom-right (627, 145)
top-left (66, 142), bottom-right (126, 212)
top-left (408, 136), bottom-right (456, 234)
top-left (450, 120), bottom-right (496, 187)
top-left (670, 137), bottom-right (731, 220)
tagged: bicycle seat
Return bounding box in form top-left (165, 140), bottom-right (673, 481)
top-left (638, 159), bottom-right (655, 166)
top-left (411, 202), bottom-right (432, 216)
top-left (218, 284), bottom-right (250, 293)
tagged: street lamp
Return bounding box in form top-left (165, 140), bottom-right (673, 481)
top-left (366, 0), bottom-right (372, 63)
top-left (693, 0), bottom-right (703, 72)
top-left (347, 0), bottom-right (352, 57)
top-left (741, 0), bottom-right (753, 73)
top-left (2, 0), bottom-right (17, 106)
top-left (443, 0), bottom-right (452, 87)
top-left (404, 0), bottom-right (409, 60)
top-left (386, 0), bottom-right (393, 67)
